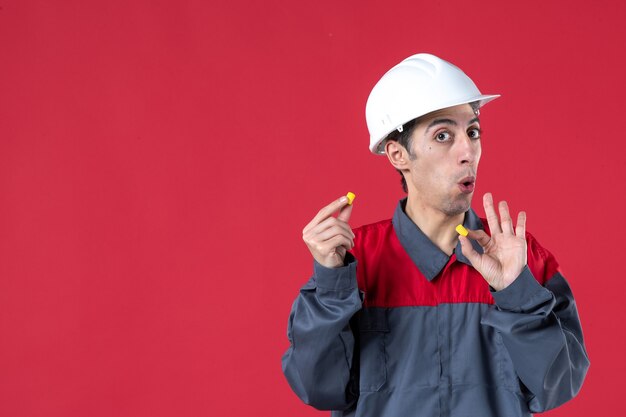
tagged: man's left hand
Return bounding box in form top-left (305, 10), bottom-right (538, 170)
top-left (459, 193), bottom-right (527, 292)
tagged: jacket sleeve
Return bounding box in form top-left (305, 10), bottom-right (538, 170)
top-left (480, 237), bottom-right (590, 412)
top-left (281, 254), bottom-right (362, 410)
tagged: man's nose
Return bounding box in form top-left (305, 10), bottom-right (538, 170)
top-left (457, 134), bottom-right (479, 165)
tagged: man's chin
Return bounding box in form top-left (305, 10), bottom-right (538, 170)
top-left (444, 195), bottom-right (473, 216)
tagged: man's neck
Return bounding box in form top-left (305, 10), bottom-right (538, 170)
top-left (404, 197), bottom-right (465, 256)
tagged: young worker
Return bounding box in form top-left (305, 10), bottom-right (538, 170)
top-left (282, 53), bottom-right (589, 417)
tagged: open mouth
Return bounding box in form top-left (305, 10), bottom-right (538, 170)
top-left (458, 177), bottom-right (476, 193)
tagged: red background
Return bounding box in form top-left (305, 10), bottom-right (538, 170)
top-left (0, 1), bottom-right (623, 416)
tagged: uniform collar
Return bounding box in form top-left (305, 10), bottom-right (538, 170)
top-left (391, 198), bottom-right (485, 281)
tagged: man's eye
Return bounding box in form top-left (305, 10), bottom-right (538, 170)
top-left (468, 127), bottom-right (481, 139)
top-left (435, 132), bottom-right (451, 142)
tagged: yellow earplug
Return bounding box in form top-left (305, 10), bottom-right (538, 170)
top-left (455, 224), bottom-right (469, 237)
top-left (346, 192), bottom-right (356, 205)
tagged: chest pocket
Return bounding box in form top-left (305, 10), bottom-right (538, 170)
top-left (357, 308), bottom-right (389, 392)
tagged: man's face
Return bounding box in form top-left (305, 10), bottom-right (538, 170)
top-left (404, 104), bottom-right (482, 216)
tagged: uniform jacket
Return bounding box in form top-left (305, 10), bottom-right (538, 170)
top-left (282, 200), bottom-right (589, 417)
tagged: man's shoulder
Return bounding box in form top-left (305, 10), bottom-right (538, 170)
top-left (353, 218), bottom-right (393, 236)
top-left (350, 219), bottom-right (395, 260)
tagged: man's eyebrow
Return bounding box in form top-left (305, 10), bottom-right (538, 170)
top-left (426, 118), bottom-right (457, 132)
top-left (425, 117), bottom-right (481, 132)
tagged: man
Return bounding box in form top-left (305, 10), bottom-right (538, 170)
top-left (282, 53), bottom-right (589, 417)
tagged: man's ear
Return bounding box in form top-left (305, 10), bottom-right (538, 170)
top-left (385, 140), bottom-right (410, 171)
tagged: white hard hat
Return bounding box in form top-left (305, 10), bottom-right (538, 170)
top-left (365, 53), bottom-right (500, 154)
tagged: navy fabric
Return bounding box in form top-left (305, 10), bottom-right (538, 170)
top-left (282, 201), bottom-right (589, 416)
top-left (392, 200), bottom-right (484, 280)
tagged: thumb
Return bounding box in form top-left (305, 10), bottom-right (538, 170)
top-left (337, 201), bottom-right (353, 222)
top-left (466, 229), bottom-right (492, 249)
top-left (459, 235), bottom-right (481, 267)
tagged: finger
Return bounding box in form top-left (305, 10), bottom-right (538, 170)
top-left (337, 202), bottom-right (353, 223)
top-left (315, 225), bottom-right (355, 244)
top-left (325, 234), bottom-right (354, 252)
top-left (308, 233), bottom-right (353, 258)
top-left (304, 195), bottom-right (349, 233)
top-left (459, 235), bottom-right (482, 267)
top-left (466, 229), bottom-right (492, 249)
top-left (307, 216), bottom-right (354, 239)
top-left (498, 201), bottom-right (514, 235)
top-left (483, 193), bottom-right (502, 234)
top-left (515, 211), bottom-right (527, 238)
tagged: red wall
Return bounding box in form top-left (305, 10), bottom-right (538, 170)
top-left (0, 1), bottom-right (623, 415)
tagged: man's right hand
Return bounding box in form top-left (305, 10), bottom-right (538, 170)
top-left (302, 195), bottom-right (355, 269)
